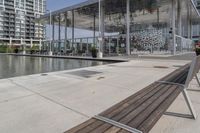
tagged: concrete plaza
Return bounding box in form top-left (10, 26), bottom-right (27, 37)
top-left (0, 54), bottom-right (200, 133)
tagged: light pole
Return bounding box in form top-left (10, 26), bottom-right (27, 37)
top-left (98, 0), bottom-right (103, 58)
top-left (46, 10), bottom-right (53, 55)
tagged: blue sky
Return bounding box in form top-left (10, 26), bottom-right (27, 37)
top-left (47, 0), bottom-right (86, 11)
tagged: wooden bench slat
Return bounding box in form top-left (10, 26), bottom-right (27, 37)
top-left (96, 69), bottom-right (189, 133)
top-left (104, 126), bottom-right (122, 133)
top-left (91, 84), bottom-right (174, 133)
top-left (137, 86), bottom-right (182, 133)
top-left (137, 71), bottom-right (188, 133)
top-left (159, 64), bottom-right (189, 82)
top-left (117, 85), bottom-right (180, 133)
top-left (100, 64), bottom-right (190, 120)
top-left (89, 84), bottom-right (165, 133)
top-left (118, 70), bottom-right (189, 133)
top-left (90, 68), bottom-right (189, 133)
top-left (97, 85), bottom-right (178, 133)
top-left (100, 83), bottom-right (162, 117)
top-left (81, 84), bottom-right (167, 133)
top-left (118, 71), bottom-right (188, 133)
top-left (64, 64), bottom-right (192, 133)
top-left (126, 85), bottom-right (178, 129)
top-left (64, 119), bottom-right (97, 133)
top-left (100, 65), bottom-right (188, 118)
top-left (74, 120), bottom-right (105, 133)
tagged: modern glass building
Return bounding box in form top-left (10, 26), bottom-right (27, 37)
top-left (38, 0), bottom-right (200, 56)
top-left (0, 0), bottom-right (46, 47)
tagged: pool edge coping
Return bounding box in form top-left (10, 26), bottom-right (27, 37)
top-left (3, 53), bottom-right (129, 63)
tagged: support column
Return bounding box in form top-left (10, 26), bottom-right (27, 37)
top-left (65, 12), bottom-right (68, 52)
top-left (80, 38), bottom-right (83, 51)
top-left (39, 39), bottom-right (42, 51)
top-left (20, 38), bottom-right (22, 46)
top-left (93, 14), bottom-right (96, 45)
top-left (126, 0), bottom-right (130, 55)
top-left (157, 8), bottom-right (160, 29)
top-left (99, 0), bottom-right (104, 58)
top-left (49, 11), bottom-right (53, 55)
top-left (86, 38), bottom-right (89, 54)
top-left (177, 0), bottom-right (182, 52)
top-left (30, 38), bottom-right (33, 48)
top-left (171, 0), bottom-right (176, 55)
top-left (177, 0), bottom-right (182, 36)
top-left (72, 10), bottom-right (75, 52)
top-left (187, 5), bottom-right (192, 39)
top-left (52, 16), bottom-right (55, 53)
top-left (58, 14), bottom-right (61, 53)
top-left (9, 37), bottom-right (12, 47)
top-left (39, 40), bottom-right (42, 51)
top-left (108, 38), bottom-right (111, 55)
top-left (117, 37), bottom-right (119, 54)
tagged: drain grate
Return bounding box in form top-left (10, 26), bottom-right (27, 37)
top-left (154, 66), bottom-right (169, 69)
top-left (67, 70), bottom-right (102, 78)
top-left (41, 73), bottom-right (48, 76)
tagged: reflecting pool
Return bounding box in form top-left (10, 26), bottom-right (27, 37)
top-left (0, 54), bottom-right (110, 79)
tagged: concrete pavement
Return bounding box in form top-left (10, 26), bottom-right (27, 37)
top-left (0, 58), bottom-right (199, 133)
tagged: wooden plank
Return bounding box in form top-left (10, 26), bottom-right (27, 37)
top-left (104, 126), bottom-right (124, 133)
top-left (99, 64), bottom-right (188, 116)
top-left (128, 71), bottom-right (188, 133)
top-left (74, 84), bottom-right (161, 133)
top-left (119, 72), bottom-right (187, 133)
top-left (100, 83), bottom-right (161, 116)
top-left (166, 67), bottom-right (189, 83)
top-left (91, 85), bottom-right (165, 133)
top-left (103, 84), bottom-right (162, 118)
top-left (64, 64), bottom-right (190, 133)
top-left (137, 86), bottom-right (182, 133)
top-left (180, 70), bottom-right (189, 82)
top-left (90, 66), bottom-right (189, 133)
top-left (64, 119), bottom-right (97, 133)
top-left (169, 69), bottom-right (189, 84)
top-left (101, 65), bottom-right (189, 119)
top-left (104, 85), bottom-right (175, 133)
top-left (118, 71), bottom-right (187, 133)
top-left (74, 120), bottom-right (105, 133)
top-left (110, 85), bottom-right (180, 133)
top-left (159, 64), bottom-right (189, 81)
top-left (94, 85), bottom-right (175, 132)
top-left (96, 68), bottom-right (188, 133)
top-left (124, 85), bottom-right (178, 129)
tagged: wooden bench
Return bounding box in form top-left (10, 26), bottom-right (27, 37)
top-left (64, 56), bottom-right (200, 133)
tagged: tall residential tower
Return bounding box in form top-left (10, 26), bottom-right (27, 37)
top-left (0, 0), bottom-right (45, 46)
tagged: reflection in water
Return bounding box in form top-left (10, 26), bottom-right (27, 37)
top-left (0, 55), bottom-right (110, 79)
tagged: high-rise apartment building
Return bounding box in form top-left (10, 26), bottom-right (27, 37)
top-left (0, 0), bottom-right (45, 46)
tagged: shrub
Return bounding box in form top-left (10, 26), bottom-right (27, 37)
top-left (0, 45), bottom-right (8, 53)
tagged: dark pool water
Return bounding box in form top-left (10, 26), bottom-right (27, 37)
top-left (0, 54), bottom-right (110, 79)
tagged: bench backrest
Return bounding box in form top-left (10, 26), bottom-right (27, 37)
top-left (185, 55), bottom-right (200, 87)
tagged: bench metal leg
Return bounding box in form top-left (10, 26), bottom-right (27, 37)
top-left (94, 115), bottom-right (143, 133)
top-left (182, 89), bottom-right (197, 119)
top-left (156, 81), bottom-right (197, 119)
top-left (195, 74), bottom-right (200, 87)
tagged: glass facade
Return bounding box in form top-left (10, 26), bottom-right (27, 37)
top-left (40, 0), bottom-right (200, 55)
